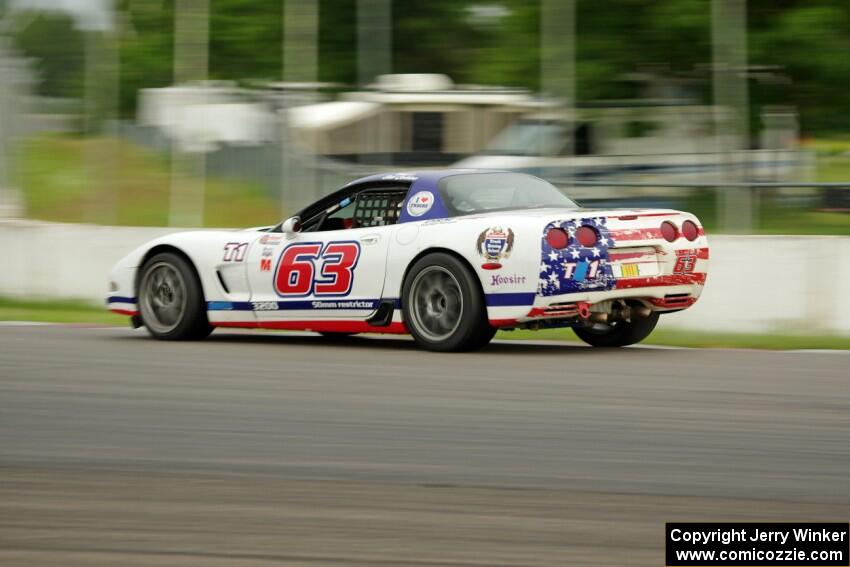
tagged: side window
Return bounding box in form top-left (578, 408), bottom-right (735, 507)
top-left (352, 189), bottom-right (407, 228)
top-left (304, 198), bottom-right (356, 232)
top-left (303, 186), bottom-right (409, 232)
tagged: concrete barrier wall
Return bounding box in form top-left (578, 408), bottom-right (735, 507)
top-left (2, 220), bottom-right (848, 336)
top-left (2, 220), bottom-right (180, 303)
top-left (662, 235), bottom-right (850, 335)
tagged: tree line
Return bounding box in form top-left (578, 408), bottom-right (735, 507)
top-left (10, 0), bottom-right (850, 134)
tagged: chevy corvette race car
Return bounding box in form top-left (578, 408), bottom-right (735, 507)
top-left (108, 170), bottom-right (708, 351)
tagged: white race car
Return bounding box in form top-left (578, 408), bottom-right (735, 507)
top-left (108, 170), bottom-right (708, 351)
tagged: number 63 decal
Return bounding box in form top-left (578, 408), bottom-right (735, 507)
top-left (274, 241), bottom-right (361, 297)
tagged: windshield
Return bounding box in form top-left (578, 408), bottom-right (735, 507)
top-left (439, 173), bottom-right (578, 215)
top-left (485, 120), bottom-right (568, 156)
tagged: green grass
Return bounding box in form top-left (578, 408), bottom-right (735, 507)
top-left (17, 134), bottom-right (283, 228)
top-left (681, 187), bottom-right (850, 236)
top-left (806, 138), bottom-right (850, 187)
top-left (0, 297), bottom-right (125, 325)
top-left (15, 133), bottom-right (850, 234)
top-left (1, 297), bottom-right (847, 350)
top-left (496, 328), bottom-right (850, 350)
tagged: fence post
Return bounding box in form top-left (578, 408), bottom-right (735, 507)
top-left (712, 0), bottom-right (753, 233)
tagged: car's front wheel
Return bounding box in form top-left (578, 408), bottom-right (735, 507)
top-left (402, 253), bottom-right (496, 352)
top-left (138, 252), bottom-right (212, 340)
top-left (572, 311), bottom-right (659, 347)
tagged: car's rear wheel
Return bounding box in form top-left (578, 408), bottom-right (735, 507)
top-left (138, 252), bottom-right (212, 340)
top-left (572, 311), bottom-right (659, 347)
top-left (402, 253), bottom-right (495, 352)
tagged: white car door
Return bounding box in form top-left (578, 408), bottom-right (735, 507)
top-left (245, 187), bottom-right (405, 321)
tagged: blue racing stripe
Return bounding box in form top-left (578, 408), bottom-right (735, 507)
top-left (485, 292), bottom-right (536, 307)
top-left (106, 296), bottom-right (136, 305)
top-left (208, 294), bottom-right (534, 311)
top-left (208, 300), bottom-right (384, 311)
top-left (207, 301), bottom-right (253, 311)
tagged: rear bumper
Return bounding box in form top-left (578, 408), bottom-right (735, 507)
top-left (488, 275), bottom-right (706, 328)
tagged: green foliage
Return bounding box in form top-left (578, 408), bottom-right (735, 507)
top-left (750, 3), bottom-right (850, 133)
top-left (0, 296), bottom-right (126, 325)
top-left (18, 134), bottom-right (282, 228)
top-left (8, 0), bottom-right (850, 133)
top-left (1, 295), bottom-right (848, 350)
top-left (117, 0), bottom-right (175, 117)
top-left (11, 12), bottom-right (85, 99)
top-left (497, 327), bottom-right (850, 350)
top-left (209, 0), bottom-right (283, 82)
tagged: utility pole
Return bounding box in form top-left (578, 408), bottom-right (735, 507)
top-left (357, 0), bottom-right (391, 86)
top-left (283, 0), bottom-right (318, 86)
top-left (83, 25), bottom-right (120, 224)
top-left (712, 0), bottom-right (752, 233)
top-left (170, 0), bottom-right (209, 227)
top-left (540, 0), bottom-right (575, 176)
top-left (0, 39), bottom-right (16, 218)
top-left (357, 0), bottom-right (391, 166)
top-left (281, 0), bottom-right (319, 211)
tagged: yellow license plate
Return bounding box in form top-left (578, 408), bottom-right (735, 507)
top-left (620, 263), bottom-right (640, 277)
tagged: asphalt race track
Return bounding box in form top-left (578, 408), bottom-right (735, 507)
top-left (1, 325), bottom-right (848, 566)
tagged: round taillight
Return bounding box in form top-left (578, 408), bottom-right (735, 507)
top-left (682, 220), bottom-right (699, 241)
top-left (660, 221), bottom-right (678, 242)
top-left (575, 225), bottom-right (598, 247)
top-left (546, 228), bottom-right (569, 249)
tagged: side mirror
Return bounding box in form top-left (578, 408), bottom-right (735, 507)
top-left (280, 216), bottom-right (301, 234)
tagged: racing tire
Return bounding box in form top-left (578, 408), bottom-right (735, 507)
top-left (402, 252), bottom-right (496, 352)
top-left (572, 311), bottom-right (659, 347)
top-left (138, 252), bottom-right (213, 341)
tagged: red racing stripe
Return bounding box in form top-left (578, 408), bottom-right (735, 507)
top-left (614, 273), bottom-right (707, 289)
top-left (489, 319), bottom-right (520, 328)
top-left (612, 212), bottom-right (679, 220)
top-left (609, 247), bottom-right (709, 260)
top-left (678, 247), bottom-right (710, 260)
top-left (109, 308), bottom-right (139, 316)
top-left (646, 296), bottom-right (698, 309)
top-left (610, 228), bottom-right (665, 241)
top-left (213, 320), bottom-right (409, 334)
top-left (608, 251), bottom-right (656, 261)
top-left (610, 227), bottom-right (706, 242)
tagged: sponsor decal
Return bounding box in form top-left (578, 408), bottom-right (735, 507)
top-left (210, 299), bottom-right (386, 311)
top-left (562, 259), bottom-right (602, 281)
top-left (223, 242), bottom-right (249, 262)
top-left (274, 241), bottom-right (361, 297)
top-left (262, 246), bottom-right (274, 257)
top-left (260, 258), bottom-right (272, 272)
top-left (477, 227), bottom-right (515, 262)
top-left (406, 191), bottom-right (435, 217)
top-left (259, 234), bottom-right (282, 245)
top-left (382, 173), bottom-right (418, 182)
top-left (311, 300), bottom-right (377, 309)
top-left (619, 263), bottom-right (640, 277)
top-left (490, 274), bottom-right (527, 286)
